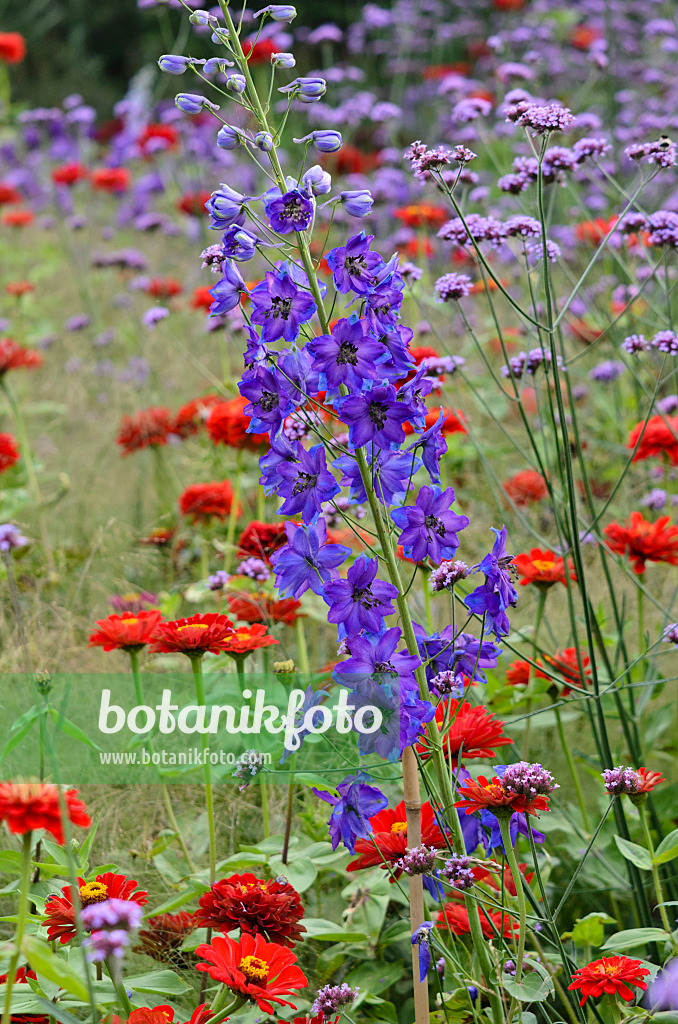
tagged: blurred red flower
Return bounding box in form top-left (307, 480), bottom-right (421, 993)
top-left (437, 901), bottom-right (519, 938)
top-left (503, 469), bottom-right (548, 506)
top-left (227, 592), bottom-right (301, 626)
top-left (0, 432), bottom-right (19, 473)
top-left (89, 610), bottom-right (163, 652)
top-left (177, 191), bottom-right (211, 216)
top-left (627, 414), bottom-right (678, 465)
top-left (138, 124), bottom-right (179, 153)
top-left (0, 32), bottom-right (26, 63)
top-left (0, 338), bottom-right (43, 375)
top-left (394, 204), bottom-right (448, 228)
top-left (512, 548), bottom-right (577, 588)
top-left (1, 209), bottom-right (33, 227)
top-left (0, 183), bottom-right (22, 205)
top-left (172, 394), bottom-right (222, 438)
top-left (403, 407), bottom-right (466, 435)
top-left (542, 647), bottom-right (591, 695)
top-left (5, 281), bottom-right (34, 296)
top-left (91, 167), bottom-right (131, 193)
top-left (0, 783), bottom-right (90, 844)
top-left (135, 911), bottom-right (199, 965)
top-left (117, 407), bottom-right (173, 455)
top-left (145, 277), bottom-right (182, 299)
top-left (179, 481), bottom-right (240, 522)
top-left (207, 397), bottom-right (268, 451)
top-left (236, 521), bottom-right (289, 561)
top-left (603, 512), bottom-right (678, 574)
top-left (51, 162), bottom-right (89, 186)
top-left (417, 700), bottom-right (513, 762)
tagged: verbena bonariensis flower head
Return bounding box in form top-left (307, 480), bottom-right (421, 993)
top-left (441, 853), bottom-right (474, 891)
top-left (455, 762), bottom-right (557, 818)
top-left (395, 845), bottom-right (437, 876)
top-left (81, 898), bottom-right (143, 961)
top-left (311, 983), bottom-right (359, 1018)
top-left (602, 766), bottom-right (665, 805)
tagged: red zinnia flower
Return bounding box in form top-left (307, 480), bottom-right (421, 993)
top-left (44, 871), bottom-right (148, 943)
top-left (138, 124), bottom-right (179, 154)
top-left (437, 902), bottom-right (520, 939)
top-left (207, 398), bottom-right (268, 451)
top-left (542, 647), bottom-right (591, 695)
top-left (627, 415), bottom-right (678, 465)
top-left (394, 204), bottom-right (448, 228)
top-left (512, 548), bottom-right (577, 588)
top-left (5, 281), bottom-right (34, 296)
top-left (197, 873), bottom-right (305, 947)
top-left (135, 911), bottom-right (199, 965)
top-left (417, 700), bottom-right (513, 763)
top-left (177, 191), bottom-right (211, 217)
top-left (241, 38), bottom-right (281, 63)
top-left (195, 932), bottom-right (308, 1015)
top-left (89, 610), bottom-right (163, 652)
top-left (0, 183), bottom-right (22, 205)
top-left (172, 394), bottom-right (222, 438)
top-left (575, 217), bottom-right (617, 245)
top-left (636, 767), bottom-right (665, 792)
top-left (0, 783), bottom-right (90, 844)
top-left (505, 659), bottom-right (547, 686)
top-left (0, 32), bottom-right (26, 63)
top-left (120, 1007), bottom-right (174, 1024)
top-left (145, 277), bottom-right (182, 299)
top-left (51, 163), bottom-right (89, 186)
top-left (219, 624), bottom-right (280, 660)
top-left (471, 860), bottom-right (534, 897)
top-left (190, 286), bottom-right (214, 310)
top-left (0, 432), bottom-right (19, 473)
top-left (117, 407), bottom-right (173, 455)
top-left (0, 338), bottom-right (43, 375)
top-left (1, 210), bottom-right (33, 227)
top-left (568, 956), bottom-right (650, 1006)
top-left (91, 167), bottom-right (131, 193)
top-left (150, 613), bottom-right (235, 657)
top-left (294, 1016), bottom-right (338, 1024)
top-left (403, 407), bottom-right (466, 435)
top-left (454, 775), bottom-right (550, 817)
top-left (503, 469), bottom-right (548, 507)
top-left (0, 966), bottom-right (50, 1024)
top-left (347, 800), bottom-right (447, 876)
top-left (236, 521), bottom-right (289, 561)
top-left (603, 512), bottom-right (678, 574)
top-left (179, 481), bottom-right (240, 522)
top-left (227, 593), bottom-right (301, 626)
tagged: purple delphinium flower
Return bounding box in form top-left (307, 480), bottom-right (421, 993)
top-left (208, 260), bottom-right (248, 315)
top-left (323, 554), bottom-right (398, 637)
top-left (601, 766), bottom-right (640, 795)
top-left (391, 485), bottom-right (469, 564)
top-left (407, 408), bottom-right (448, 484)
top-left (348, 675), bottom-right (434, 760)
top-left (205, 186), bottom-right (247, 230)
top-left (333, 626), bottom-right (421, 690)
top-left (307, 315), bottom-right (383, 391)
top-left (413, 622), bottom-right (500, 685)
top-left (334, 449), bottom-right (420, 505)
top-left (250, 269), bottom-right (316, 343)
top-left (339, 383), bottom-right (414, 451)
top-left (240, 365), bottom-right (294, 436)
top-left (649, 959), bottom-right (678, 1009)
top-left (0, 524), bottom-right (29, 552)
top-left (312, 983), bottom-right (359, 1018)
top-left (465, 526), bottom-right (518, 638)
top-left (277, 443), bottom-right (341, 524)
top-left (270, 518), bottom-right (351, 598)
top-left (313, 772), bottom-right (388, 853)
top-left (397, 366), bottom-right (435, 429)
top-left (142, 306), bottom-right (169, 329)
top-left (258, 432), bottom-right (300, 495)
top-left (325, 232), bottom-right (383, 295)
top-left (366, 274), bottom-right (405, 330)
top-left (277, 345), bottom-right (320, 405)
top-left (430, 560), bottom-right (469, 591)
top-left (263, 187), bottom-right (314, 233)
top-left (411, 922), bottom-right (435, 982)
top-left (442, 853), bottom-right (474, 891)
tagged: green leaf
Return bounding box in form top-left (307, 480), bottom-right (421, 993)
top-left (35, 998), bottom-right (86, 1024)
top-left (21, 936), bottom-right (90, 1002)
top-left (143, 880), bottom-right (206, 917)
top-left (125, 970), bottom-right (191, 996)
top-left (0, 851), bottom-right (21, 874)
top-left (302, 917), bottom-right (368, 942)
top-left (346, 960), bottom-right (403, 996)
top-left (48, 708), bottom-right (102, 750)
top-left (294, 773), bottom-right (339, 794)
top-left (0, 705), bottom-right (41, 760)
top-left (601, 927), bottom-right (670, 951)
top-left (503, 967), bottom-right (554, 1003)
top-left (269, 855), bottom-right (317, 892)
top-left (653, 829), bottom-right (678, 866)
top-left (614, 835), bottom-right (653, 870)
top-left (568, 912), bottom-right (616, 948)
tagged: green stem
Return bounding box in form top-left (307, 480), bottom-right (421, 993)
top-left (498, 815), bottom-right (527, 989)
top-left (295, 615), bottom-right (310, 675)
top-left (107, 957), bottom-right (133, 1016)
top-left (129, 650), bottom-right (195, 871)
top-left (225, 450), bottom-right (243, 569)
top-left (555, 706), bottom-right (591, 832)
top-left (1, 833), bottom-right (32, 1024)
top-left (639, 805), bottom-right (676, 945)
top-left (191, 656), bottom-right (216, 883)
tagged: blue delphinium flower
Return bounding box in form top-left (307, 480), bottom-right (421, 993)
top-left (263, 187), bottom-right (314, 233)
top-left (334, 449), bottom-right (420, 505)
top-left (411, 922), bottom-right (435, 983)
top-left (270, 519), bottom-right (351, 598)
top-left (221, 224), bottom-right (258, 261)
top-left (277, 443), bottom-right (341, 524)
top-left (208, 259), bottom-right (248, 314)
top-left (205, 186), bottom-right (247, 230)
top-left (326, 232), bottom-right (384, 295)
top-left (397, 365), bottom-right (435, 427)
top-left (366, 273), bottom-right (405, 329)
top-left (258, 433), bottom-right (299, 494)
top-left (407, 408), bottom-right (448, 484)
top-left (413, 623), bottom-right (501, 685)
top-left (239, 365), bottom-right (295, 436)
top-left (339, 383), bottom-right (414, 451)
top-left (323, 554), bottom-right (398, 637)
top-left (277, 346), bottom-right (320, 404)
top-left (465, 526), bottom-right (518, 638)
top-left (333, 626), bottom-right (421, 689)
top-left (313, 772), bottom-right (388, 853)
top-left (307, 315), bottom-right (383, 391)
top-left (391, 485), bottom-right (469, 563)
top-left (250, 269), bottom-right (317, 343)
top-left (348, 675), bottom-right (434, 760)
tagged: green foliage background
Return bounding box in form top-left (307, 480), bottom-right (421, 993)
top-left (0, 0), bottom-right (360, 113)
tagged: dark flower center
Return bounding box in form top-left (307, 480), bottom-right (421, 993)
top-left (292, 471), bottom-right (318, 496)
top-left (424, 514), bottom-right (446, 537)
top-left (282, 197), bottom-right (308, 224)
top-left (353, 585), bottom-right (377, 608)
top-left (268, 296), bottom-right (293, 320)
top-left (374, 660), bottom-right (398, 677)
top-left (259, 391), bottom-right (279, 413)
top-left (337, 341), bottom-right (358, 366)
top-left (368, 400), bottom-right (389, 429)
top-left (345, 254), bottom-right (369, 279)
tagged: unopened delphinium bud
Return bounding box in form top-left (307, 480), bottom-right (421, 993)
top-left (254, 4), bottom-right (297, 21)
top-left (602, 766), bottom-right (640, 795)
top-left (158, 54), bottom-right (191, 74)
top-left (294, 130), bottom-right (342, 153)
top-left (175, 93), bottom-right (220, 115)
top-left (217, 125), bottom-right (246, 150)
top-left (254, 131), bottom-right (274, 151)
top-left (339, 189), bottom-right (373, 217)
top-left (279, 76), bottom-right (327, 102)
top-left (203, 57), bottom-right (234, 75)
top-left (442, 853), bottom-right (474, 891)
top-left (271, 52), bottom-right (296, 69)
top-left (395, 845), bottom-right (437, 876)
top-left (501, 762), bottom-right (559, 797)
top-left (302, 164), bottom-right (332, 195)
top-left (225, 74), bottom-right (247, 94)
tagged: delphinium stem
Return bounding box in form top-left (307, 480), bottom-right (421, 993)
top-left (191, 656), bottom-right (217, 884)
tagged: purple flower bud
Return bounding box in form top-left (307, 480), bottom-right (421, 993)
top-left (205, 186), bottom-right (246, 230)
top-left (158, 54), bottom-right (191, 74)
top-left (225, 74), bottom-right (247, 94)
top-left (254, 131), bottom-right (274, 151)
top-left (302, 164), bottom-right (332, 195)
top-left (500, 762), bottom-right (559, 797)
top-left (203, 57), bottom-right (234, 75)
top-left (395, 844), bottom-right (437, 876)
top-left (271, 52), bottom-right (296, 68)
top-left (442, 853), bottom-right (475, 891)
top-left (217, 125), bottom-right (246, 150)
top-left (175, 93), bottom-right (220, 115)
top-left (294, 130), bottom-right (342, 153)
top-left (279, 76), bottom-right (327, 103)
top-left (340, 189), bottom-right (373, 217)
top-left (312, 983), bottom-right (359, 1017)
top-left (189, 9), bottom-right (217, 26)
top-left (255, 4), bottom-right (297, 21)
